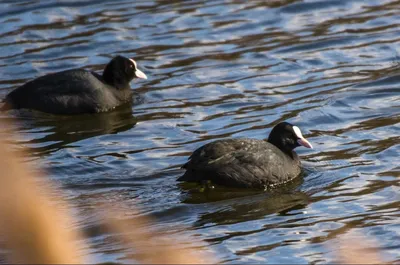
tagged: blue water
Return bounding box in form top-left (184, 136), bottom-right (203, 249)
top-left (0, 0), bottom-right (399, 263)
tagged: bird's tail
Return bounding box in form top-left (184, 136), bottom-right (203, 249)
top-left (0, 99), bottom-right (12, 111)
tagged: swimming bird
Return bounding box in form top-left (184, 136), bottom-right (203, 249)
top-left (1, 55), bottom-right (147, 115)
top-left (178, 122), bottom-right (313, 188)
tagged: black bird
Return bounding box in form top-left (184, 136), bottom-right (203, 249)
top-left (1, 55), bottom-right (147, 115)
top-left (178, 122), bottom-right (313, 188)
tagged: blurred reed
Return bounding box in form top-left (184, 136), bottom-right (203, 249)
top-left (335, 231), bottom-right (384, 264)
top-left (0, 118), bottom-right (211, 264)
top-left (0, 119), bottom-right (85, 264)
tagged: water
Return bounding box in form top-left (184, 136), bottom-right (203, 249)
top-left (0, 0), bottom-right (399, 263)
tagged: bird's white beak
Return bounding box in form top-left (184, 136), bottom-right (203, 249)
top-left (129, 58), bottom-right (148, 79)
top-left (297, 138), bottom-right (313, 149)
top-left (293, 126), bottom-right (313, 149)
top-left (135, 69), bottom-right (147, 79)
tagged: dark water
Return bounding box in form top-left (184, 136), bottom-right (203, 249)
top-left (0, 0), bottom-right (399, 263)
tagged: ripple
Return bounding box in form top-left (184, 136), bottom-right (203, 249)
top-left (0, 0), bottom-right (399, 263)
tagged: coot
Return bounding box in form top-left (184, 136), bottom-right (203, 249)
top-left (1, 55), bottom-right (147, 115)
top-left (178, 122), bottom-right (313, 188)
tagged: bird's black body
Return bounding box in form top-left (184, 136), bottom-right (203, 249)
top-left (2, 55), bottom-right (146, 115)
top-left (178, 122), bottom-right (312, 189)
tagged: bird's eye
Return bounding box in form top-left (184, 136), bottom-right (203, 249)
top-left (130, 64), bottom-right (134, 68)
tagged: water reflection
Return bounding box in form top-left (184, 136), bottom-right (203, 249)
top-left (2, 103), bottom-right (137, 155)
top-left (194, 190), bottom-right (309, 228)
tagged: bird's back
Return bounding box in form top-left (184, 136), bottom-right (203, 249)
top-left (179, 138), bottom-right (301, 188)
top-left (4, 69), bottom-right (127, 114)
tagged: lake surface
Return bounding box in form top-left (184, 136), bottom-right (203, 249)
top-left (0, 0), bottom-right (399, 263)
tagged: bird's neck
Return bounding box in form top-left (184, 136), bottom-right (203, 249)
top-left (103, 70), bottom-right (128, 90)
top-left (268, 140), bottom-right (297, 160)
